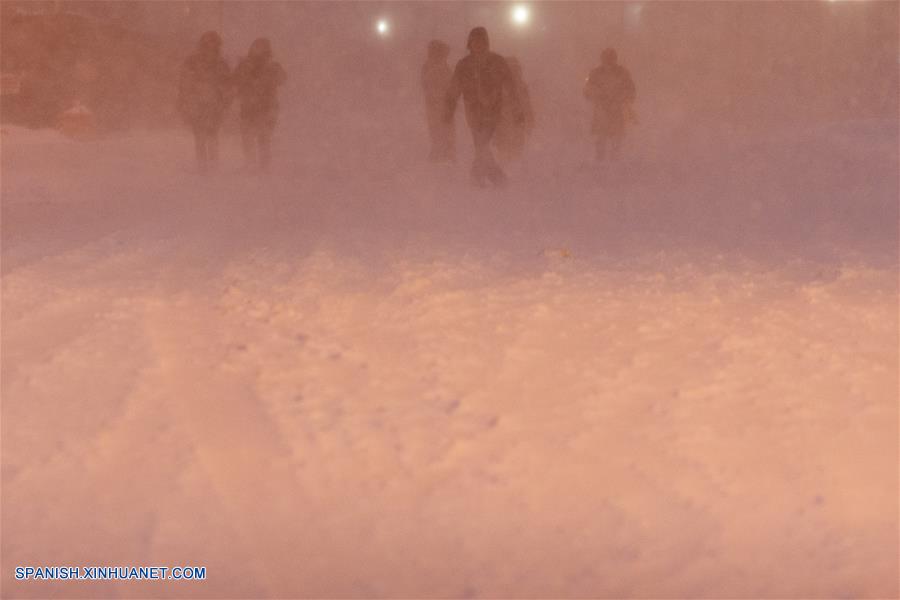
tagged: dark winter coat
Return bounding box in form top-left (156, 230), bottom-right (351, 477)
top-left (177, 52), bottom-right (231, 132)
top-left (422, 59), bottom-right (453, 110)
top-left (422, 58), bottom-right (456, 160)
top-left (494, 59), bottom-right (535, 160)
top-left (446, 51), bottom-right (520, 132)
top-left (232, 56), bottom-right (286, 125)
top-left (584, 64), bottom-right (636, 136)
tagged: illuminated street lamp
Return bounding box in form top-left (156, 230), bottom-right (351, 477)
top-left (511, 4), bottom-right (530, 26)
top-left (376, 18), bottom-right (390, 36)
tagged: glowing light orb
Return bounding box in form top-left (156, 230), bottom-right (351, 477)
top-left (511, 5), bottom-right (530, 26)
top-left (376, 19), bottom-right (390, 35)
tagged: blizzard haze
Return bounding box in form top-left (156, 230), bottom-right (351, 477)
top-left (1, 1), bottom-right (898, 599)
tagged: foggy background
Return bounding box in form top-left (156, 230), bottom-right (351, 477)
top-left (3, 2), bottom-right (896, 141)
top-left (1, 1), bottom-right (898, 599)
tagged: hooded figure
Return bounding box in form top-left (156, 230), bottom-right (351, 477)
top-left (583, 47), bottom-right (636, 161)
top-left (233, 38), bottom-right (287, 171)
top-left (493, 56), bottom-right (535, 161)
top-left (445, 27), bottom-right (523, 187)
top-left (177, 31), bottom-right (231, 173)
top-left (421, 40), bottom-right (455, 163)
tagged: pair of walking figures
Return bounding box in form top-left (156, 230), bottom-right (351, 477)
top-left (177, 32), bottom-right (287, 173)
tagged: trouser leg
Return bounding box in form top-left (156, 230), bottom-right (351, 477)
top-left (484, 147), bottom-right (506, 186)
top-left (258, 127), bottom-right (272, 171)
top-left (471, 123), bottom-right (505, 186)
top-left (427, 118), bottom-right (440, 161)
top-left (193, 127), bottom-right (208, 172)
top-left (444, 122), bottom-right (456, 162)
top-left (435, 118), bottom-right (455, 162)
top-left (207, 130), bottom-right (219, 170)
top-left (433, 127), bottom-right (450, 162)
top-left (241, 120), bottom-right (257, 168)
top-left (470, 126), bottom-right (488, 184)
top-left (427, 107), bottom-right (454, 162)
top-left (609, 133), bottom-right (622, 160)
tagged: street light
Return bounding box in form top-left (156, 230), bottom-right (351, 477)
top-left (511, 4), bottom-right (530, 26)
top-left (376, 18), bottom-right (390, 36)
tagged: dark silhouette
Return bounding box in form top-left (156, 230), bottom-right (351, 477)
top-left (583, 47), bottom-right (636, 161)
top-left (177, 31), bottom-right (231, 173)
top-left (494, 56), bottom-right (535, 162)
top-left (421, 40), bottom-right (456, 163)
top-left (445, 27), bottom-right (523, 188)
top-left (233, 38), bottom-right (287, 172)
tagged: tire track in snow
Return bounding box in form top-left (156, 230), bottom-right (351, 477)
top-left (142, 289), bottom-right (354, 596)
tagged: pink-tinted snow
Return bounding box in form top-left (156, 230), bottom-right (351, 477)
top-left (1, 2), bottom-right (897, 598)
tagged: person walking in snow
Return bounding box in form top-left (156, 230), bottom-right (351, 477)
top-left (421, 40), bottom-right (456, 163)
top-left (445, 27), bottom-right (524, 188)
top-left (493, 56), bottom-right (535, 162)
top-left (232, 37), bottom-right (287, 172)
top-left (177, 31), bottom-right (231, 174)
top-left (583, 47), bottom-right (636, 162)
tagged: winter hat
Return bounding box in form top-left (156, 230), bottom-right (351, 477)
top-left (467, 27), bottom-right (489, 51)
top-left (198, 30), bottom-right (222, 50)
top-left (249, 38), bottom-right (273, 60)
top-left (428, 39), bottom-right (450, 60)
top-left (601, 47), bottom-right (618, 65)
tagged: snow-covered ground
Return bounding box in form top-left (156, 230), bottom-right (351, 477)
top-left (1, 113), bottom-right (897, 598)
